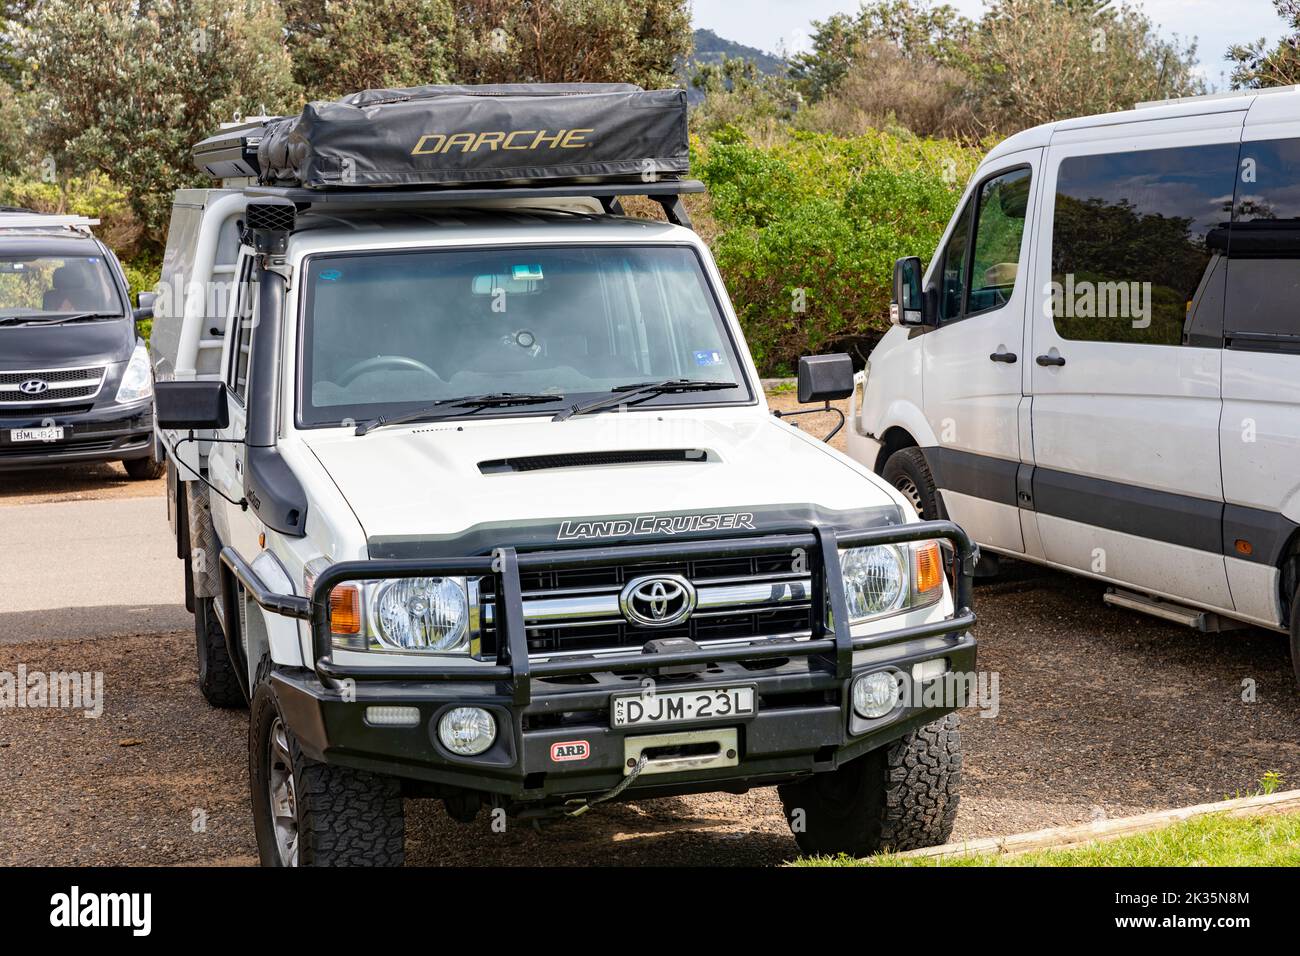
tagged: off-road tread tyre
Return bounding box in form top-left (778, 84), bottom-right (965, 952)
top-left (779, 713), bottom-right (962, 857)
top-left (290, 736), bottom-right (405, 867)
top-left (882, 447), bottom-right (945, 521)
top-left (248, 674), bottom-right (405, 867)
top-left (195, 597), bottom-right (245, 709)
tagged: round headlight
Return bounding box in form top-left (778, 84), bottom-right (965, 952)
top-left (437, 706), bottom-right (496, 756)
top-left (853, 671), bottom-right (901, 719)
top-left (841, 545), bottom-right (906, 620)
top-left (373, 577), bottom-right (468, 651)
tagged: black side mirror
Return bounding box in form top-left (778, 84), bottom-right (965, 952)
top-left (155, 380), bottom-right (229, 431)
top-left (133, 290), bottom-right (157, 326)
top-left (797, 353), bottom-right (854, 403)
top-left (891, 256), bottom-right (931, 326)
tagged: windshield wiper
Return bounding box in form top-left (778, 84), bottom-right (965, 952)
top-left (552, 379), bottom-right (740, 422)
top-left (0, 312), bottom-right (122, 327)
top-left (355, 392), bottom-right (564, 436)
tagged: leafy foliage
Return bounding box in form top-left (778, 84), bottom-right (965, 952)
top-left (697, 130), bottom-right (982, 373)
top-left (283, 0), bottom-right (455, 99)
top-left (449, 0), bottom-right (692, 88)
top-left (20, 0), bottom-right (301, 243)
top-left (1228, 0), bottom-right (1300, 89)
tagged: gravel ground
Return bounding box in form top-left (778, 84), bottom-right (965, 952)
top-left (2, 396), bottom-right (1297, 865)
top-left (2, 561), bottom-right (1295, 866)
top-left (0, 460), bottom-right (165, 506)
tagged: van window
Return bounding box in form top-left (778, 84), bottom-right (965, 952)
top-left (1226, 137), bottom-right (1300, 351)
top-left (1050, 143), bottom-right (1237, 347)
top-left (938, 199), bottom-right (972, 322)
top-left (968, 168), bottom-right (1032, 315)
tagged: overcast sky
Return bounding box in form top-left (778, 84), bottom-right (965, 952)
top-left (691, 0), bottom-right (1292, 91)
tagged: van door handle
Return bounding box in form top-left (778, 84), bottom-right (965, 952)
top-left (1035, 354), bottom-right (1066, 367)
top-left (989, 351), bottom-right (1017, 364)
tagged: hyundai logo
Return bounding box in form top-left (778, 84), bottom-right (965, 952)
top-left (18, 379), bottom-right (49, 395)
top-left (619, 574), bottom-right (697, 628)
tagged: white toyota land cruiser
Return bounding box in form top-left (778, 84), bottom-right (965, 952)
top-left (147, 84), bottom-right (978, 866)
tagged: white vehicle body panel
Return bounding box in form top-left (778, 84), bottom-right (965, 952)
top-left (851, 89), bottom-right (1300, 634)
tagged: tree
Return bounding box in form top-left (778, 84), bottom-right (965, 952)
top-left (1227, 0), bottom-right (1300, 88)
top-left (449, 0), bottom-right (692, 89)
top-left (282, 0), bottom-right (455, 100)
top-left (971, 0), bottom-right (1202, 131)
top-left (21, 0), bottom-right (301, 245)
top-left (788, 1), bottom-right (976, 103)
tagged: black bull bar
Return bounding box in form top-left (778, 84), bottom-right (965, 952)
top-left (220, 520), bottom-right (978, 704)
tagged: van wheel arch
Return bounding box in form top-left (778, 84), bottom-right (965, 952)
top-left (874, 426), bottom-right (920, 476)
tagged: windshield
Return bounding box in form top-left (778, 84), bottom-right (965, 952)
top-left (0, 252), bottom-right (123, 320)
top-left (298, 244), bottom-right (751, 426)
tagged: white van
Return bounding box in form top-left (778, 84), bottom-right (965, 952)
top-left (849, 86), bottom-right (1300, 685)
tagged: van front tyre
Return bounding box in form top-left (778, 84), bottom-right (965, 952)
top-left (195, 597), bottom-right (245, 709)
top-left (882, 447), bottom-right (943, 521)
top-left (778, 713), bottom-right (961, 857)
top-left (249, 678), bottom-right (405, 867)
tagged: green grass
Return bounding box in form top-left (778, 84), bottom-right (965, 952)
top-left (795, 812), bottom-right (1300, 867)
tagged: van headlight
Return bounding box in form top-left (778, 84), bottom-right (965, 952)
top-left (115, 342), bottom-right (153, 404)
top-left (305, 561), bottom-right (472, 654)
top-left (838, 540), bottom-right (944, 623)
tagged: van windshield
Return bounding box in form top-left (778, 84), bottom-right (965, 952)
top-left (298, 244), bottom-right (750, 426)
top-left (0, 252), bottom-right (123, 321)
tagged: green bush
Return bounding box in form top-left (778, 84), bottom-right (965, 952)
top-left (697, 128), bottom-right (982, 374)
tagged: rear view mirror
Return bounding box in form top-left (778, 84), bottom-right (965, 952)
top-left (133, 290), bottom-right (157, 326)
top-left (891, 257), bottom-right (928, 326)
top-left (797, 353), bottom-right (854, 404)
top-left (155, 380), bottom-right (229, 431)
top-left (775, 353), bottom-right (854, 442)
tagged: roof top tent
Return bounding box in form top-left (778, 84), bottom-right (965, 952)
top-left (189, 82), bottom-right (701, 226)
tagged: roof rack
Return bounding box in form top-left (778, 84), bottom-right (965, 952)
top-left (0, 212), bottom-right (100, 233)
top-left (245, 179), bottom-right (706, 228)
top-left (1136, 84), bottom-right (1299, 110)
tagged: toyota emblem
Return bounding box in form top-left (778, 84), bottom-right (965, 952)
top-left (619, 574), bottom-right (697, 628)
top-left (19, 379), bottom-right (49, 395)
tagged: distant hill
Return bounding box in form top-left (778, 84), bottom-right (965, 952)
top-left (679, 28), bottom-right (786, 103)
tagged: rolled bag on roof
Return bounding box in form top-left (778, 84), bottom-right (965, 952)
top-left (256, 83), bottom-right (690, 190)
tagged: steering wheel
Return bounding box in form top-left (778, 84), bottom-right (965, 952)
top-left (338, 354), bottom-right (442, 387)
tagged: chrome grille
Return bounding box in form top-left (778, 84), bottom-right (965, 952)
top-left (480, 550), bottom-right (816, 657)
top-left (0, 365), bottom-right (106, 405)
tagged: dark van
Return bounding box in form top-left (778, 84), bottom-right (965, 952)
top-left (0, 211), bottom-right (161, 478)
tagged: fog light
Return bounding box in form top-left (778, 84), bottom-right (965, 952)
top-left (364, 706), bottom-right (421, 728)
top-left (853, 671), bottom-right (901, 719)
top-left (437, 706), bottom-right (496, 756)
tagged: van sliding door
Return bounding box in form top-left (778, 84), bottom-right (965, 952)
top-left (1027, 117), bottom-right (1239, 609)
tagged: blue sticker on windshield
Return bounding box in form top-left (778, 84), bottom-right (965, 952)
top-left (694, 350), bottom-right (724, 367)
top-left (512, 264), bottom-right (543, 281)
top-left (319, 269), bottom-right (342, 281)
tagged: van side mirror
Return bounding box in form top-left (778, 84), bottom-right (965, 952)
top-left (891, 256), bottom-right (931, 326)
top-left (133, 290), bottom-right (157, 326)
top-left (155, 380), bottom-right (229, 431)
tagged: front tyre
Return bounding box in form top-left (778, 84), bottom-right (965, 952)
top-left (779, 713), bottom-right (962, 857)
top-left (882, 447), bottom-right (943, 520)
top-left (123, 435), bottom-right (166, 480)
top-left (249, 677), bottom-right (405, 867)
